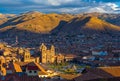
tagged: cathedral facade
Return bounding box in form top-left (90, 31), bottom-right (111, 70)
top-left (40, 43), bottom-right (55, 64)
top-left (39, 43), bottom-right (75, 64)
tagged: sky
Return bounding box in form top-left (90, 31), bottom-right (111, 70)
top-left (0, 0), bottom-right (120, 14)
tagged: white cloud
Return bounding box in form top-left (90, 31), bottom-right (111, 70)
top-left (47, 0), bottom-right (74, 6)
top-left (29, 0), bottom-right (74, 6)
top-left (88, 7), bottom-right (106, 13)
top-left (59, 2), bottom-right (120, 13)
top-left (86, 2), bottom-right (120, 13)
top-left (60, 8), bottom-right (80, 13)
top-left (105, 3), bottom-right (120, 10)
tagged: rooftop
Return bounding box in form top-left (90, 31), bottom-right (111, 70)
top-left (74, 66), bottom-right (120, 81)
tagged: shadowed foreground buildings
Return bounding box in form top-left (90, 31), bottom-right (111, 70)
top-left (1, 66), bottom-right (120, 81)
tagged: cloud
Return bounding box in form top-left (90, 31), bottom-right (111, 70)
top-left (106, 3), bottom-right (119, 10)
top-left (0, 0), bottom-right (120, 14)
top-left (58, 2), bottom-right (120, 13)
top-left (24, 0), bottom-right (75, 6)
top-left (47, 0), bottom-right (74, 6)
top-left (95, 0), bottom-right (120, 2)
top-left (87, 3), bottom-right (120, 13)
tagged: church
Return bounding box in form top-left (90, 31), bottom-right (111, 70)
top-left (23, 49), bottom-right (39, 63)
top-left (39, 43), bottom-right (55, 64)
top-left (39, 43), bottom-right (76, 64)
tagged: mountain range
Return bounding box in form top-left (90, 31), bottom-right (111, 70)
top-left (0, 11), bottom-right (120, 37)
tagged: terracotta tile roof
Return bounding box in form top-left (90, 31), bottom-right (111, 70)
top-left (38, 71), bottom-right (48, 75)
top-left (1, 67), bottom-right (6, 76)
top-left (34, 62), bottom-right (48, 75)
top-left (15, 62), bottom-right (29, 66)
top-left (64, 54), bottom-right (77, 58)
top-left (27, 66), bottom-right (39, 70)
top-left (13, 62), bottom-right (22, 72)
top-left (75, 71), bottom-right (103, 81)
top-left (99, 66), bottom-right (120, 77)
top-left (26, 62), bottom-right (36, 66)
top-left (74, 66), bottom-right (120, 81)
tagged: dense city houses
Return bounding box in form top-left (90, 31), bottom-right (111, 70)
top-left (0, 43), bottom-right (78, 80)
top-left (0, 10), bottom-right (120, 81)
top-left (0, 42), bottom-right (120, 81)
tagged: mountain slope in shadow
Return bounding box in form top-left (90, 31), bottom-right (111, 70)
top-left (54, 16), bottom-right (120, 35)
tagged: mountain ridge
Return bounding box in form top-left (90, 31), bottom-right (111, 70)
top-left (0, 11), bottom-right (120, 36)
top-left (0, 11), bottom-right (74, 33)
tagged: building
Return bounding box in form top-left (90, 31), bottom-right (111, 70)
top-left (92, 50), bottom-right (108, 56)
top-left (14, 62), bottom-right (49, 77)
top-left (56, 54), bottom-right (65, 63)
top-left (25, 62), bottom-right (40, 76)
top-left (64, 54), bottom-right (77, 62)
top-left (3, 49), bottom-right (11, 56)
top-left (39, 43), bottom-right (77, 64)
top-left (17, 47), bottom-right (24, 55)
top-left (0, 56), bottom-right (6, 76)
top-left (40, 43), bottom-right (55, 63)
top-left (74, 66), bottom-right (120, 81)
top-left (23, 49), bottom-right (39, 63)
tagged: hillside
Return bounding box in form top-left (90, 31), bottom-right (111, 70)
top-left (55, 16), bottom-right (120, 35)
top-left (0, 13), bottom-right (6, 19)
top-left (0, 13), bottom-right (16, 26)
top-left (0, 12), bottom-right (120, 35)
top-left (76, 12), bottom-right (120, 26)
top-left (0, 19), bottom-right (7, 25)
top-left (0, 11), bottom-right (120, 51)
top-left (0, 11), bottom-right (74, 33)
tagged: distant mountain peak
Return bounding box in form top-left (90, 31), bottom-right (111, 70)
top-left (20, 11), bottom-right (44, 18)
top-left (26, 11), bottom-right (43, 14)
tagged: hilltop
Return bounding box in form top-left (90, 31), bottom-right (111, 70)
top-left (0, 11), bottom-right (74, 33)
top-left (76, 12), bottom-right (120, 26)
